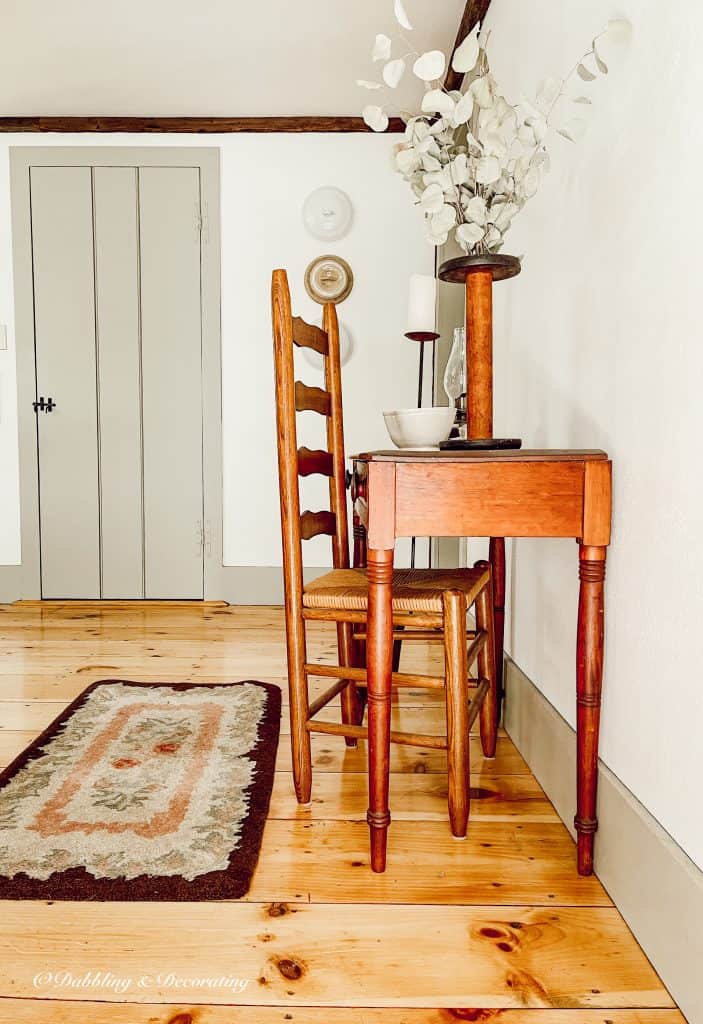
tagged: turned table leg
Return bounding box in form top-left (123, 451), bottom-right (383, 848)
top-left (575, 543), bottom-right (607, 875)
top-left (488, 537), bottom-right (506, 725)
top-left (366, 546), bottom-right (394, 872)
top-left (351, 463), bottom-right (368, 716)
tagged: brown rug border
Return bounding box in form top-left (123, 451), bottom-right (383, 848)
top-left (0, 679), bottom-right (281, 901)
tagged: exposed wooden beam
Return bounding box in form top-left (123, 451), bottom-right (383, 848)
top-left (0, 5), bottom-right (495, 136)
top-left (444, 0), bottom-right (493, 92)
top-left (0, 115), bottom-right (406, 134)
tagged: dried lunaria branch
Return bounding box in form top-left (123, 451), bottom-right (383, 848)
top-left (357, 7), bottom-right (632, 253)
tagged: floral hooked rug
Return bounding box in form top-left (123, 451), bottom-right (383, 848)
top-left (0, 680), bottom-right (280, 900)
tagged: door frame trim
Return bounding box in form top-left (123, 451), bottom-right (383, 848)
top-left (7, 146), bottom-right (223, 600)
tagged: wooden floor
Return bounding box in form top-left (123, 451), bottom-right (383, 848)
top-left (0, 601), bottom-right (683, 1023)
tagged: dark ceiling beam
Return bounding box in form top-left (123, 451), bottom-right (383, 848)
top-left (444, 0), bottom-right (493, 92)
top-left (0, 115), bottom-right (406, 134)
top-left (0, 6), bottom-right (498, 135)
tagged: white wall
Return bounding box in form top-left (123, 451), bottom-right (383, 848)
top-left (0, 133), bottom-right (431, 571)
top-left (223, 134), bottom-right (432, 567)
top-left (482, 0), bottom-right (703, 870)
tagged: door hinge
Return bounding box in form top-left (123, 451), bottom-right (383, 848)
top-left (196, 520), bottom-right (211, 558)
top-left (195, 201), bottom-right (209, 244)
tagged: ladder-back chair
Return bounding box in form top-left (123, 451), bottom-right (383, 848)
top-left (271, 268), bottom-right (497, 856)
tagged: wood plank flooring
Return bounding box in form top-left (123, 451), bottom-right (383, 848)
top-left (0, 601), bottom-right (683, 1022)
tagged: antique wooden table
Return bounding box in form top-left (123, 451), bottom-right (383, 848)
top-left (352, 448), bottom-right (612, 875)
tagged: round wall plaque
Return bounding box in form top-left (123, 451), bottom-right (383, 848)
top-left (304, 255), bottom-right (354, 305)
top-left (303, 322), bottom-right (354, 370)
top-left (302, 186), bottom-right (353, 241)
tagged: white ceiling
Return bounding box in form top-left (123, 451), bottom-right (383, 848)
top-left (0, 0), bottom-right (465, 117)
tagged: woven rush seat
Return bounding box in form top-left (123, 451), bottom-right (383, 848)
top-left (303, 566), bottom-right (490, 615)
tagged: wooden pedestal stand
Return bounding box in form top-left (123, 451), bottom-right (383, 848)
top-left (437, 253), bottom-right (522, 718)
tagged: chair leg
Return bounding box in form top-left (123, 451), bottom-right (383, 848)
top-left (338, 621), bottom-right (364, 746)
top-left (442, 590), bottom-right (470, 839)
top-left (287, 619), bottom-right (312, 804)
top-left (392, 624), bottom-right (404, 673)
top-left (474, 561), bottom-right (498, 759)
top-left (352, 630), bottom-right (368, 721)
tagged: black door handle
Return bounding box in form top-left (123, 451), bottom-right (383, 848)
top-left (32, 397), bottom-right (56, 413)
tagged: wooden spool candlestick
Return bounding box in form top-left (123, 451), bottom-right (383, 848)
top-left (465, 269), bottom-right (494, 438)
top-left (437, 252), bottom-right (522, 722)
top-left (438, 252), bottom-right (522, 447)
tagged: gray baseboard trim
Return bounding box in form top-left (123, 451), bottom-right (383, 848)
top-left (504, 657), bottom-right (702, 1024)
top-left (0, 565), bottom-right (31, 604)
top-left (0, 564), bottom-right (302, 606)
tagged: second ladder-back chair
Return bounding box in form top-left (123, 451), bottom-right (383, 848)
top-left (271, 268), bottom-right (498, 867)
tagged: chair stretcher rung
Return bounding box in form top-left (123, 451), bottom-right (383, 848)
top-left (307, 678), bottom-right (352, 718)
top-left (305, 662), bottom-right (445, 689)
top-left (353, 629), bottom-right (478, 643)
top-left (468, 678), bottom-right (490, 728)
top-left (306, 718), bottom-right (448, 750)
top-left (466, 631), bottom-right (487, 665)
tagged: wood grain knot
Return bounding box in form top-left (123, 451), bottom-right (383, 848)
top-left (574, 815), bottom-right (598, 835)
top-left (167, 1015), bottom-right (194, 1024)
top-left (276, 958), bottom-right (305, 981)
top-left (579, 560), bottom-right (606, 583)
top-left (477, 923), bottom-right (520, 954)
top-left (444, 1011), bottom-right (497, 1022)
top-left (266, 902), bottom-right (291, 917)
top-left (504, 970), bottom-right (549, 1001)
top-left (470, 787), bottom-right (494, 801)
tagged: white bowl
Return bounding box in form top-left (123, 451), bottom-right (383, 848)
top-left (383, 407), bottom-right (456, 450)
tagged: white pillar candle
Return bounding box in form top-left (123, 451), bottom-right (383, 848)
top-left (406, 274), bottom-right (437, 335)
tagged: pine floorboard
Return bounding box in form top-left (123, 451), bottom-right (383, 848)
top-left (0, 1008), bottom-right (687, 1024)
top-left (0, 601), bottom-right (682, 1021)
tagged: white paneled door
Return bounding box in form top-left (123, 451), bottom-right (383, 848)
top-left (29, 163), bottom-right (205, 599)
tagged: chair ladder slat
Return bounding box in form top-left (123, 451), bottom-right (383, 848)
top-left (295, 381), bottom-right (331, 416)
top-left (298, 447), bottom-right (334, 478)
top-left (292, 316), bottom-right (328, 354)
top-left (300, 509), bottom-right (337, 540)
